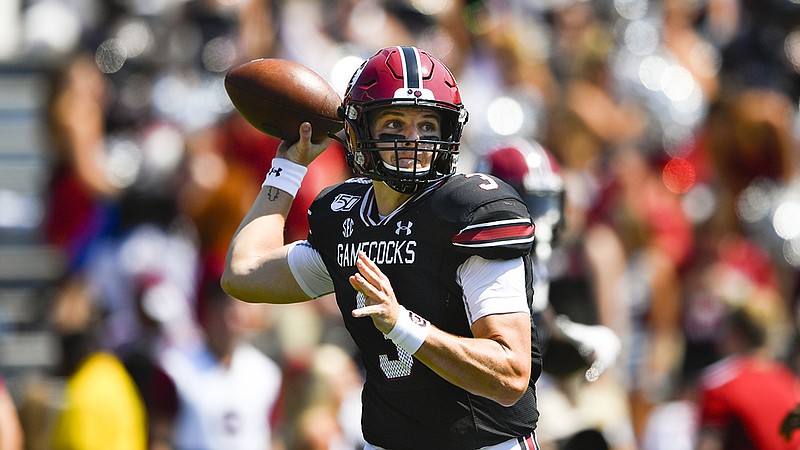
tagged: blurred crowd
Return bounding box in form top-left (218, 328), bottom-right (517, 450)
top-left (0, 0), bottom-right (799, 449)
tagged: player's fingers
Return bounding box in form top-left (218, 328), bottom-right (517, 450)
top-left (290, 122), bottom-right (314, 158)
top-left (349, 274), bottom-right (383, 302)
top-left (299, 122), bottom-right (313, 143)
top-left (356, 252), bottom-right (388, 286)
top-left (280, 122), bottom-right (329, 166)
top-left (300, 122), bottom-right (332, 158)
top-left (351, 305), bottom-right (384, 318)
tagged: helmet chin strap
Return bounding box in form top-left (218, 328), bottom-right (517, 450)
top-left (383, 179), bottom-right (423, 195)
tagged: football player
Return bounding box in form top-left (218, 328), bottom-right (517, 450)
top-left (223, 46), bottom-right (542, 449)
top-left (477, 139), bottom-right (621, 383)
top-left (479, 140), bottom-right (633, 450)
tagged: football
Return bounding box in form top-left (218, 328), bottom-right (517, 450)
top-left (224, 58), bottom-right (343, 143)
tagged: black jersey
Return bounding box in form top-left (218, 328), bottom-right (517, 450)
top-left (307, 173), bottom-right (542, 450)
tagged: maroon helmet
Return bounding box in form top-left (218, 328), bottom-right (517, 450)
top-left (340, 46), bottom-right (468, 194)
top-left (478, 138), bottom-right (566, 233)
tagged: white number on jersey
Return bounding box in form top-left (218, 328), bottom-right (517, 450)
top-left (464, 173), bottom-right (499, 191)
top-left (356, 291), bottom-right (414, 378)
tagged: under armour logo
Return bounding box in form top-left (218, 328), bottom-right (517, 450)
top-left (342, 218), bottom-right (354, 238)
top-left (395, 221), bottom-right (413, 236)
top-left (268, 167), bottom-right (283, 177)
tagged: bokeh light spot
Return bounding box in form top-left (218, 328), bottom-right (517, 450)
top-left (784, 238), bottom-right (800, 267)
top-left (786, 29), bottom-right (800, 73)
top-left (773, 200), bottom-right (800, 239)
top-left (662, 158), bottom-right (695, 194)
top-left (95, 38), bottom-right (127, 74)
top-left (487, 97), bottom-right (524, 136)
top-left (737, 181), bottom-right (773, 223)
top-left (682, 184), bottom-right (715, 223)
top-left (331, 55), bottom-right (365, 96)
top-left (202, 36), bottom-right (237, 73)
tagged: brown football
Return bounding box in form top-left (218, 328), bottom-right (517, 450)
top-left (224, 58), bottom-right (343, 143)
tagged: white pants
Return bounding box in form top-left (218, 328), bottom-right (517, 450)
top-left (364, 431), bottom-right (539, 450)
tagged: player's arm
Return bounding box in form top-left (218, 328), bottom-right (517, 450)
top-left (418, 310), bottom-right (531, 407)
top-left (351, 253), bottom-right (532, 407)
top-left (222, 122), bottom-right (329, 304)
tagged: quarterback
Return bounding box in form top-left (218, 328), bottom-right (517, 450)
top-left (222, 46), bottom-right (541, 449)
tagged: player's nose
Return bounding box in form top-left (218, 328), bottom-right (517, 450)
top-left (402, 126), bottom-right (422, 143)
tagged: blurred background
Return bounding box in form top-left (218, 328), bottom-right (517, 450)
top-left (0, 0), bottom-right (799, 449)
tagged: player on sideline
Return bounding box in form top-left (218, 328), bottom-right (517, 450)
top-left (222, 46), bottom-right (542, 449)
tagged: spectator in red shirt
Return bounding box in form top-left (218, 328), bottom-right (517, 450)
top-left (696, 303), bottom-right (800, 450)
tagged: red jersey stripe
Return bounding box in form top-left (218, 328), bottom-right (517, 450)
top-left (453, 224), bottom-right (535, 244)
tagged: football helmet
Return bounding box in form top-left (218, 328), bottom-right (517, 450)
top-left (477, 138), bottom-right (565, 235)
top-left (339, 46), bottom-right (468, 194)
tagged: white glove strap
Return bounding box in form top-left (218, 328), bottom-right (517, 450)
top-left (386, 305), bottom-right (429, 355)
top-left (262, 158), bottom-right (307, 197)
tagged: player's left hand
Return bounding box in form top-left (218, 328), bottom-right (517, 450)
top-left (780, 403), bottom-right (800, 442)
top-left (554, 315), bottom-right (621, 382)
top-left (349, 251), bottom-right (400, 335)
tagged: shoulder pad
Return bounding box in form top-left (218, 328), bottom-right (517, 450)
top-left (432, 174), bottom-right (535, 259)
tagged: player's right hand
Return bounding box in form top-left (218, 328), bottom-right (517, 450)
top-left (349, 251), bottom-right (401, 335)
top-left (277, 122), bottom-right (330, 167)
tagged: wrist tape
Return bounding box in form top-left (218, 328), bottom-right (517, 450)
top-left (386, 305), bottom-right (430, 355)
top-left (262, 158), bottom-right (307, 197)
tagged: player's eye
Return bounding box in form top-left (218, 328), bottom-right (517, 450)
top-left (420, 122), bottom-right (440, 136)
top-left (384, 120), bottom-right (403, 130)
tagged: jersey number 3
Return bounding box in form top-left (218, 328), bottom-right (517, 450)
top-left (356, 292), bottom-right (414, 379)
top-left (464, 173), bottom-right (499, 190)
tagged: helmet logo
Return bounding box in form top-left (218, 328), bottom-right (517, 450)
top-left (393, 87), bottom-right (434, 100)
top-left (354, 152), bottom-right (365, 166)
top-left (346, 105), bottom-right (358, 120)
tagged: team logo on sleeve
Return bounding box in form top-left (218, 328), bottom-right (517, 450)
top-left (331, 194), bottom-right (360, 211)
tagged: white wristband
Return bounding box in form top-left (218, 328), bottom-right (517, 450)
top-left (262, 158), bottom-right (308, 197)
top-left (386, 305), bottom-right (430, 355)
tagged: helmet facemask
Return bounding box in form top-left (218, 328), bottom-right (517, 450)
top-left (522, 189), bottom-right (566, 245)
top-left (344, 99), bottom-right (465, 194)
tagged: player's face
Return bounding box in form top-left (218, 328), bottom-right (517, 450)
top-left (369, 107), bottom-right (441, 172)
